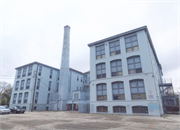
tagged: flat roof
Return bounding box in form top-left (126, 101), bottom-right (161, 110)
top-left (15, 61), bottom-right (87, 74)
top-left (87, 26), bottom-right (162, 71)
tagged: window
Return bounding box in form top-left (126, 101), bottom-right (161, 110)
top-left (113, 106), bottom-right (126, 113)
top-left (46, 107), bottom-right (49, 111)
top-left (96, 44), bottom-right (105, 59)
top-left (17, 69), bottom-right (21, 78)
top-left (77, 86), bottom-right (79, 90)
top-left (18, 93), bottom-right (22, 104)
top-left (109, 40), bottom-right (120, 56)
top-left (24, 92), bottom-right (28, 103)
top-left (20, 80), bottom-right (25, 90)
top-left (97, 84), bottom-right (107, 101)
top-left (28, 66), bottom-right (33, 76)
top-left (111, 60), bottom-right (123, 77)
top-left (48, 81), bottom-right (51, 91)
top-left (130, 79), bottom-right (146, 100)
top-left (81, 77), bottom-right (82, 82)
top-left (112, 82), bottom-right (125, 100)
top-left (22, 67), bottom-right (27, 77)
top-left (26, 79), bottom-right (31, 89)
top-left (22, 106), bottom-right (26, 110)
top-left (57, 83), bottom-right (59, 92)
top-left (127, 56), bottom-right (142, 74)
top-left (132, 106), bottom-right (148, 113)
top-left (97, 106), bottom-right (108, 112)
top-left (35, 92), bottom-right (39, 103)
top-left (38, 66), bottom-right (42, 76)
top-left (34, 106), bottom-right (37, 110)
top-left (15, 81), bottom-right (19, 91)
top-left (125, 35), bottom-right (139, 52)
top-left (13, 93), bottom-right (17, 104)
top-left (50, 69), bottom-right (53, 78)
top-left (74, 93), bottom-right (79, 100)
top-left (96, 63), bottom-right (106, 79)
top-left (58, 71), bottom-right (60, 80)
top-left (37, 79), bottom-right (40, 89)
top-left (47, 94), bottom-right (50, 104)
top-left (77, 76), bottom-right (79, 81)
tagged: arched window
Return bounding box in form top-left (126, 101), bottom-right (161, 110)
top-left (130, 79), bottom-right (146, 100)
top-left (96, 63), bottom-right (106, 79)
top-left (13, 93), bottom-right (17, 104)
top-left (37, 79), bottom-right (40, 89)
top-left (28, 66), bottom-right (33, 76)
top-left (20, 80), bottom-right (25, 90)
top-left (113, 106), bottom-right (126, 113)
top-left (15, 81), bottom-right (19, 91)
top-left (109, 40), bottom-right (120, 56)
top-left (47, 94), bottom-right (50, 104)
top-left (97, 106), bottom-right (108, 112)
top-left (18, 93), bottom-right (22, 104)
top-left (34, 106), bottom-right (37, 111)
top-left (125, 35), bottom-right (139, 52)
top-left (132, 106), bottom-right (148, 113)
top-left (38, 66), bottom-right (42, 76)
top-left (48, 81), bottom-right (51, 91)
top-left (26, 79), bottom-right (31, 89)
top-left (35, 92), bottom-right (39, 103)
top-left (96, 44), bottom-right (105, 59)
top-left (22, 106), bottom-right (26, 110)
top-left (97, 84), bottom-right (107, 101)
top-left (24, 92), bottom-right (28, 103)
top-left (111, 60), bottom-right (123, 77)
top-left (112, 82), bottom-right (125, 100)
top-left (127, 56), bottom-right (142, 74)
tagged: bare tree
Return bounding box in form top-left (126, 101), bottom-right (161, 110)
top-left (0, 81), bottom-right (12, 100)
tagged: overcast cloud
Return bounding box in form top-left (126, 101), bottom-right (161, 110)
top-left (0, 0), bottom-right (179, 91)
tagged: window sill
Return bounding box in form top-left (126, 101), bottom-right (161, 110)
top-left (96, 77), bottom-right (107, 80)
top-left (111, 75), bottom-right (123, 78)
top-left (126, 49), bottom-right (140, 54)
top-left (96, 57), bottom-right (106, 61)
top-left (110, 53), bottom-right (121, 57)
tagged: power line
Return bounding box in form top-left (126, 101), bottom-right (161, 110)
top-left (40, 80), bottom-right (58, 93)
top-left (0, 75), bottom-right (15, 77)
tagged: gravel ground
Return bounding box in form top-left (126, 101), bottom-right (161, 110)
top-left (0, 111), bottom-right (179, 130)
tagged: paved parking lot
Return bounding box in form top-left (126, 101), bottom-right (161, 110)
top-left (0, 111), bottom-right (180, 130)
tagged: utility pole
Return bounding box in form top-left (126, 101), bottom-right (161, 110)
top-left (179, 93), bottom-right (180, 115)
top-left (31, 64), bottom-right (39, 112)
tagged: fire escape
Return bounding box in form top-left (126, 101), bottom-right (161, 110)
top-left (159, 79), bottom-right (179, 113)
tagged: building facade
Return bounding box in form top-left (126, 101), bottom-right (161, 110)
top-left (10, 25), bottom-right (175, 116)
top-left (9, 62), bottom-right (90, 112)
top-left (88, 26), bottom-right (164, 116)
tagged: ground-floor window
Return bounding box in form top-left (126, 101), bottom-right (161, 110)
top-left (22, 106), bottom-right (26, 110)
top-left (97, 106), bottom-right (108, 112)
top-left (34, 106), bottom-right (37, 111)
top-left (66, 104), bottom-right (79, 111)
top-left (46, 106), bottom-right (49, 110)
top-left (113, 106), bottom-right (126, 113)
top-left (132, 106), bottom-right (148, 113)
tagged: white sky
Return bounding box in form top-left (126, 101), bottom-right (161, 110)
top-left (0, 0), bottom-right (179, 92)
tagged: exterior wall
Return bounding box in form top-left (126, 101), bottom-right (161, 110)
top-left (70, 70), bottom-right (84, 93)
top-left (10, 62), bottom-right (90, 112)
top-left (89, 29), bottom-right (163, 116)
top-left (10, 63), bottom-right (60, 111)
top-left (10, 64), bottom-right (37, 111)
top-left (33, 64), bottom-right (59, 111)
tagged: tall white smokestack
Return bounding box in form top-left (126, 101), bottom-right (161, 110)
top-left (59, 25), bottom-right (70, 111)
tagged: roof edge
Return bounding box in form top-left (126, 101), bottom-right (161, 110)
top-left (88, 26), bottom-right (147, 47)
